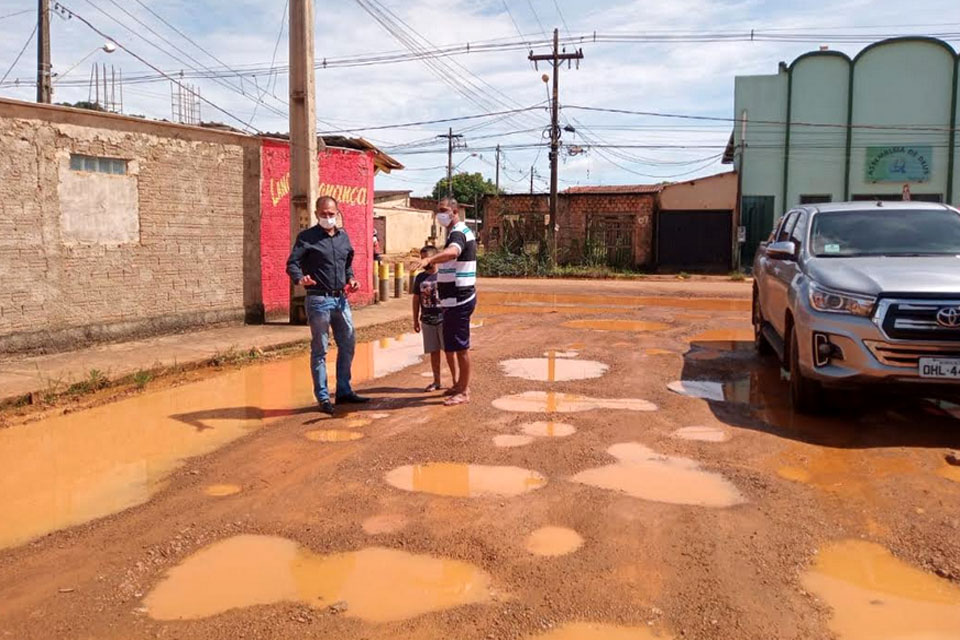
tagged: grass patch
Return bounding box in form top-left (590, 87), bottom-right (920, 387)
top-left (729, 271), bottom-right (746, 282)
top-left (133, 369), bottom-right (153, 389)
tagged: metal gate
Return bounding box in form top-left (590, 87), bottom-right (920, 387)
top-left (583, 216), bottom-right (633, 268)
top-left (657, 210), bottom-right (733, 272)
top-left (740, 196), bottom-right (775, 268)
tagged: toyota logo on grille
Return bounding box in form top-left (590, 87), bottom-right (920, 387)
top-left (936, 306), bottom-right (960, 328)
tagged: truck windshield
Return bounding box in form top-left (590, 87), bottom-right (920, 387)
top-left (811, 209), bottom-right (960, 257)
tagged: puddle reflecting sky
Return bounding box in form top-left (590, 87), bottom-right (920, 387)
top-left (385, 463), bottom-right (547, 498)
top-left (493, 391), bottom-right (657, 414)
top-left (481, 291), bottom-right (749, 312)
top-left (144, 534), bottom-right (492, 622)
top-left (499, 356), bottom-right (609, 382)
top-left (562, 319), bottom-right (671, 333)
top-left (0, 333), bottom-right (426, 550)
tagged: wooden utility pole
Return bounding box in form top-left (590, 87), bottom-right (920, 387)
top-left (289, 0), bottom-right (318, 323)
top-left (530, 166), bottom-right (534, 194)
top-left (528, 28), bottom-right (583, 265)
top-left (495, 144), bottom-right (501, 192)
top-left (37, 0), bottom-right (52, 103)
top-left (434, 128), bottom-right (463, 242)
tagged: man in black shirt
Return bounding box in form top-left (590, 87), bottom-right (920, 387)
top-left (286, 196), bottom-right (369, 415)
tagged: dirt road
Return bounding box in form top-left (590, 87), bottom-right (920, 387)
top-left (2, 279), bottom-right (960, 640)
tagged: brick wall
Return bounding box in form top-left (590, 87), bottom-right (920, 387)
top-left (0, 100), bottom-right (261, 353)
top-left (481, 192), bottom-right (656, 267)
top-left (260, 139), bottom-right (375, 318)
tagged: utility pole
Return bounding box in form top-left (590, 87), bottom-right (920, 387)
top-left (495, 144), bottom-right (501, 192)
top-left (289, 0), bottom-right (318, 323)
top-left (434, 127), bottom-right (464, 242)
top-left (37, 0), bottom-right (52, 103)
top-left (528, 28), bottom-right (583, 265)
top-left (530, 166), bottom-right (535, 194)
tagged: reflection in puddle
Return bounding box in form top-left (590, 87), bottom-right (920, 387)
top-left (144, 534), bottom-right (492, 622)
top-left (802, 539), bottom-right (960, 639)
top-left (203, 484), bottom-right (241, 497)
top-left (644, 348), bottom-right (677, 356)
top-left (343, 418), bottom-right (373, 428)
top-left (499, 356), bottom-right (608, 382)
top-left (562, 319), bottom-right (670, 333)
top-left (524, 526), bottom-right (583, 557)
top-left (688, 329), bottom-right (754, 350)
top-left (305, 430), bottom-right (364, 443)
top-left (572, 443), bottom-right (745, 508)
top-left (671, 426), bottom-right (730, 442)
top-left (369, 413), bottom-right (391, 420)
top-left (362, 514), bottom-right (408, 535)
top-left (544, 350), bottom-right (579, 358)
top-left (493, 391), bottom-right (657, 414)
top-left (528, 622), bottom-right (670, 639)
top-left (0, 332), bottom-right (428, 550)
top-left (938, 465), bottom-right (960, 483)
top-left (777, 466), bottom-right (811, 483)
top-left (667, 379), bottom-right (750, 404)
top-left (482, 291), bottom-right (749, 312)
top-left (493, 434), bottom-right (536, 448)
top-left (385, 463), bottom-right (547, 497)
top-left (521, 421), bottom-right (576, 438)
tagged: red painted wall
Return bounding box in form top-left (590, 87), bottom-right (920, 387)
top-left (260, 139), bottom-right (375, 314)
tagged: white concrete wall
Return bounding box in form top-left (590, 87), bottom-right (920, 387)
top-left (378, 208), bottom-right (433, 254)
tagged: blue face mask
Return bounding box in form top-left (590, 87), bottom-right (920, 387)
top-left (436, 212), bottom-right (453, 227)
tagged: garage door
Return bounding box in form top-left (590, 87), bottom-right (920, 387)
top-left (657, 210), bottom-right (732, 272)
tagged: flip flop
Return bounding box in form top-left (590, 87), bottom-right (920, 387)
top-left (443, 393), bottom-right (470, 406)
top-left (443, 387), bottom-right (461, 397)
top-left (424, 382), bottom-right (441, 392)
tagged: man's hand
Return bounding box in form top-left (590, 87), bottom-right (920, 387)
top-left (413, 319), bottom-right (421, 333)
top-left (348, 278), bottom-right (360, 292)
top-left (299, 275), bottom-right (317, 286)
top-left (416, 257), bottom-right (431, 272)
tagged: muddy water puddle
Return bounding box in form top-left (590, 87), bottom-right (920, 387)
top-left (482, 291), bottom-right (749, 312)
top-left (493, 391), bottom-right (657, 414)
top-left (688, 328), bottom-right (755, 351)
top-left (0, 332), bottom-right (428, 550)
top-left (562, 319), bottom-right (670, 333)
top-left (529, 622), bottom-right (671, 639)
top-left (667, 379), bottom-right (751, 404)
top-left (499, 356), bottom-right (608, 382)
top-left (203, 484), bottom-right (242, 497)
top-left (524, 526), bottom-right (583, 557)
top-left (144, 534), bottom-right (492, 622)
top-left (544, 350), bottom-right (579, 358)
top-left (522, 421), bottom-right (577, 437)
top-left (572, 443), bottom-right (745, 508)
top-left (803, 539), bottom-right (960, 639)
top-left (671, 426), bottom-right (730, 442)
top-left (305, 429), bottom-right (365, 442)
top-left (385, 463), bottom-right (547, 497)
top-left (493, 434), bottom-right (536, 448)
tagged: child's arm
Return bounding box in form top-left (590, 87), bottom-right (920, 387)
top-left (411, 284), bottom-right (421, 332)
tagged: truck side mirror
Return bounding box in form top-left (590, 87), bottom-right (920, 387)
top-left (766, 241), bottom-right (797, 261)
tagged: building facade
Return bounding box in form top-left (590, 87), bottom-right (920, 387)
top-left (0, 99), bottom-right (399, 352)
top-left (730, 37), bottom-right (960, 264)
top-left (372, 190), bottom-right (433, 256)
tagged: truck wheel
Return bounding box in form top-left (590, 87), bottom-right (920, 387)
top-left (753, 288), bottom-right (773, 357)
top-left (789, 325), bottom-right (822, 414)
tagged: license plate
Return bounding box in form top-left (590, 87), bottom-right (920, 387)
top-left (919, 358), bottom-right (960, 379)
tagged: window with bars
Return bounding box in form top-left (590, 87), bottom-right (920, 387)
top-left (69, 154), bottom-right (128, 175)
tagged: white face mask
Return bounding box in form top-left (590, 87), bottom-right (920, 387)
top-left (318, 216), bottom-right (337, 230)
top-left (436, 212), bottom-right (453, 228)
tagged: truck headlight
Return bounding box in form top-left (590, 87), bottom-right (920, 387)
top-left (809, 282), bottom-right (876, 317)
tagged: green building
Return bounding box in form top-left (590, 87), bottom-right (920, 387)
top-left (727, 37), bottom-right (960, 264)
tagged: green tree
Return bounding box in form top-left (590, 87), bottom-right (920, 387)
top-left (56, 101), bottom-right (106, 112)
top-left (431, 172), bottom-right (500, 209)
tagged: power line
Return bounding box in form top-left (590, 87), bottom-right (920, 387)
top-left (502, 0), bottom-right (528, 45)
top-left (53, 2), bottom-right (260, 132)
top-left (0, 22), bottom-right (38, 86)
top-left (251, 0), bottom-right (288, 123)
top-left (526, 0), bottom-right (548, 38)
top-left (0, 9), bottom-right (34, 21)
top-left (552, 0), bottom-right (571, 37)
top-left (317, 104), bottom-right (546, 134)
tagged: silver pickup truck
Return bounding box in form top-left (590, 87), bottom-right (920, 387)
top-left (752, 201), bottom-right (960, 412)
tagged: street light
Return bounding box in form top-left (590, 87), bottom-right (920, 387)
top-left (53, 41), bottom-right (115, 85)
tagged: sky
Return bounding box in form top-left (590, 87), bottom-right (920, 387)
top-left (1, 0), bottom-right (958, 195)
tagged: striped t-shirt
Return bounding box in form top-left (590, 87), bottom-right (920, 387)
top-left (438, 222), bottom-right (477, 307)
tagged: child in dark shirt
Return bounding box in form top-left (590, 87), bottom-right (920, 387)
top-left (412, 246), bottom-right (458, 392)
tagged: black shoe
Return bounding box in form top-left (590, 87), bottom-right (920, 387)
top-left (318, 401), bottom-right (335, 415)
top-left (336, 393), bottom-right (370, 404)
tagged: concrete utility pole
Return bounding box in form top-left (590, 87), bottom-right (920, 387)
top-left (530, 166), bottom-right (535, 194)
top-left (289, 0), bottom-right (318, 323)
top-left (495, 144), bottom-right (501, 192)
top-left (528, 28), bottom-right (583, 265)
top-left (434, 127), bottom-right (464, 241)
top-left (37, 0), bottom-right (52, 103)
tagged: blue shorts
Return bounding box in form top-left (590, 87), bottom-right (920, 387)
top-left (442, 297), bottom-right (476, 352)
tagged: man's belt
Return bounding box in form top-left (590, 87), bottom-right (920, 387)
top-left (305, 289), bottom-right (343, 297)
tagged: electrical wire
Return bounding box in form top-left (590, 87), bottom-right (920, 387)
top-left (0, 9), bottom-right (34, 21)
top-left (552, 0), bottom-right (571, 37)
top-left (503, 0), bottom-right (529, 45)
top-left (526, 0), bottom-right (548, 39)
top-left (0, 22), bottom-right (38, 86)
top-left (53, 2), bottom-right (260, 132)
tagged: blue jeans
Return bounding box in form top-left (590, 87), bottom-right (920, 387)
top-left (305, 295), bottom-right (355, 403)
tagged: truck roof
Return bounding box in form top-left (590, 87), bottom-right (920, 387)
top-left (803, 201), bottom-right (957, 214)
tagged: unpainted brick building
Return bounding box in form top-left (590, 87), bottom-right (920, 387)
top-left (0, 99), bottom-right (396, 353)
